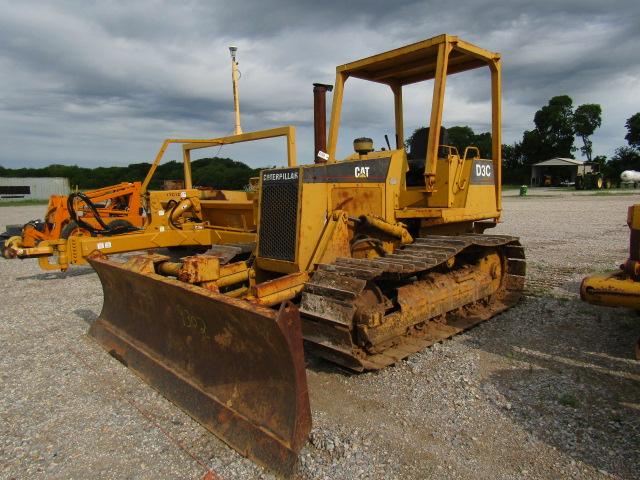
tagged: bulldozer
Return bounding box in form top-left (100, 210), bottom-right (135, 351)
top-left (86, 34), bottom-right (526, 475)
top-left (1, 181), bottom-right (143, 259)
top-left (581, 204), bottom-right (640, 359)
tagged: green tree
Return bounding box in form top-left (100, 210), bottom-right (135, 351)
top-left (405, 126), bottom-right (431, 156)
top-left (472, 132), bottom-right (493, 159)
top-left (573, 104), bottom-right (602, 161)
top-left (526, 95), bottom-right (576, 162)
top-left (503, 95), bottom-right (579, 184)
top-left (625, 113), bottom-right (640, 148)
top-left (501, 142), bottom-right (527, 183)
top-left (606, 146), bottom-right (640, 181)
top-left (405, 126), bottom-right (492, 159)
top-left (518, 129), bottom-right (543, 164)
top-left (444, 126), bottom-right (474, 154)
top-left (445, 126), bottom-right (493, 158)
top-left (592, 154), bottom-right (607, 169)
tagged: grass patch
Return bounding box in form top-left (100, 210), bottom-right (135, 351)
top-left (0, 199), bottom-right (48, 207)
top-left (558, 393), bottom-right (579, 408)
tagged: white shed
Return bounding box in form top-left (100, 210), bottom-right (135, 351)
top-left (530, 158), bottom-right (591, 186)
top-left (0, 177), bottom-right (70, 201)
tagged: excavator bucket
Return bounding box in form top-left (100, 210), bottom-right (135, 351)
top-left (86, 255), bottom-right (311, 477)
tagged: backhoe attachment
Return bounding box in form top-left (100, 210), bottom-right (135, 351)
top-left (87, 255), bottom-right (311, 476)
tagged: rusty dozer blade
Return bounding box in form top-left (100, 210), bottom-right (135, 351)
top-left (87, 256), bottom-right (311, 477)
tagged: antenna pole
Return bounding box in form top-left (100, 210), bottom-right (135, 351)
top-left (229, 46), bottom-right (242, 135)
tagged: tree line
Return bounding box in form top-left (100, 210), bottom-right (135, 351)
top-left (502, 96), bottom-right (639, 183)
top-left (2, 101), bottom-right (639, 188)
top-left (406, 97), bottom-right (640, 185)
top-left (0, 157), bottom-right (260, 190)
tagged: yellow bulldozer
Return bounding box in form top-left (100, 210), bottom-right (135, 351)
top-left (86, 34), bottom-right (526, 475)
top-left (581, 204), bottom-right (640, 359)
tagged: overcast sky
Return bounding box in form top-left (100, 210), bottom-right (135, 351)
top-left (1, 0), bottom-right (639, 169)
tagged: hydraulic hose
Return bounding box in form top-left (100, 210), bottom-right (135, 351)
top-left (166, 197), bottom-right (203, 230)
top-left (66, 192), bottom-right (140, 236)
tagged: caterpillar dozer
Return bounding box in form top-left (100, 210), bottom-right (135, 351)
top-left (87, 34), bottom-right (526, 475)
top-left (581, 204), bottom-right (640, 359)
top-left (1, 181), bottom-right (143, 259)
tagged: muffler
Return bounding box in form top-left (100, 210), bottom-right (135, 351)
top-left (313, 83), bottom-right (333, 163)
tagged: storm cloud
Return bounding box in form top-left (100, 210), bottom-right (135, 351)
top-left (0, 0), bottom-right (638, 168)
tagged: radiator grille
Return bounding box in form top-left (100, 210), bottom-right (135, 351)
top-left (259, 172), bottom-right (299, 262)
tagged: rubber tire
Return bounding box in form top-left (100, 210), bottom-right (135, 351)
top-left (60, 221), bottom-right (94, 239)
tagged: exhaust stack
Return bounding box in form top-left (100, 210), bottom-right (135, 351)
top-left (313, 83), bottom-right (333, 163)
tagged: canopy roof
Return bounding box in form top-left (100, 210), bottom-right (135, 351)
top-left (336, 34), bottom-right (499, 86)
top-left (532, 158), bottom-right (585, 167)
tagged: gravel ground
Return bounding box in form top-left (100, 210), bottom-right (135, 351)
top-left (1, 191), bottom-right (639, 480)
top-left (503, 187), bottom-right (640, 198)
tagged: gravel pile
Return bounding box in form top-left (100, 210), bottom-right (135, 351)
top-left (1, 192), bottom-right (639, 479)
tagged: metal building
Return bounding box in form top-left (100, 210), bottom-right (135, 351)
top-left (0, 177), bottom-right (70, 202)
top-left (530, 158), bottom-right (591, 187)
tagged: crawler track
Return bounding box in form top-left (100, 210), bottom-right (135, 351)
top-left (300, 234), bottom-right (526, 371)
